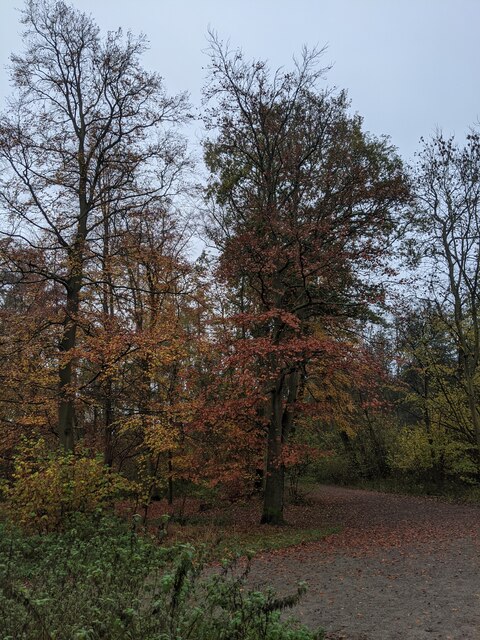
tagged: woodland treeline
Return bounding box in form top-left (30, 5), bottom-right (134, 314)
top-left (1, 0), bottom-right (480, 526)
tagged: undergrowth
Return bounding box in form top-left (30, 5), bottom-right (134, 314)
top-left (348, 476), bottom-right (480, 504)
top-left (162, 522), bottom-right (339, 560)
top-left (0, 514), bottom-right (324, 640)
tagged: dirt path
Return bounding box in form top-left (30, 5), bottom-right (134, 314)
top-left (249, 486), bottom-right (480, 640)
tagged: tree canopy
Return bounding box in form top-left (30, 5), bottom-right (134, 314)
top-left (0, 1), bottom-right (479, 527)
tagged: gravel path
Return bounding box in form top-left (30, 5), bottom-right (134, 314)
top-left (249, 486), bottom-right (480, 640)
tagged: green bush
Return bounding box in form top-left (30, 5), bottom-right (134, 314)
top-left (313, 454), bottom-right (359, 485)
top-left (0, 515), bottom-right (323, 640)
top-left (389, 425), bottom-right (479, 484)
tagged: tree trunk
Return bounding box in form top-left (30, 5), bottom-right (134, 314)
top-left (104, 389), bottom-right (114, 467)
top-left (261, 455), bottom-right (285, 524)
top-left (261, 370), bottom-right (300, 524)
top-left (261, 377), bottom-right (285, 524)
top-left (58, 359), bottom-right (76, 451)
top-left (168, 450), bottom-right (174, 505)
top-left (57, 133), bottom-right (88, 451)
top-left (58, 280), bottom-right (81, 451)
top-left (102, 208), bottom-right (116, 467)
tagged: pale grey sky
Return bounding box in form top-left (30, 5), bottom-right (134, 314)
top-left (1, 0), bottom-right (479, 162)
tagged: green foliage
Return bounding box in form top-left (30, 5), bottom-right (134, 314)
top-left (311, 418), bottom-right (397, 486)
top-left (0, 515), bottom-right (323, 640)
top-left (390, 426), bottom-right (441, 472)
top-left (395, 306), bottom-right (480, 482)
top-left (352, 475), bottom-right (480, 503)
top-left (390, 425), bottom-right (478, 482)
top-left (314, 454), bottom-right (359, 486)
top-left (5, 438), bottom-right (135, 532)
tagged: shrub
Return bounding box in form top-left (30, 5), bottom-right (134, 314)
top-left (5, 438), bottom-right (134, 532)
top-left (389, 425), bottom-right (478, 483)
top-left (0, 515), bottom-right (324, 640)
top-left (314, 454), bottom-right (359, 485)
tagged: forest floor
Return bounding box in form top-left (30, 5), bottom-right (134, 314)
top-left (147, 484), bottom-right (480, 640)
top-left (248, 485), bottom-right (480, 640)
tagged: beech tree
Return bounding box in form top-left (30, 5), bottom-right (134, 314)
top-left (204, 38), bottom-right (409, 523)
top-left (0, 0), bottom-right (189, 450)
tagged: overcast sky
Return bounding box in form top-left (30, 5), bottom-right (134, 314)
top-left (1, 0), bottom-right (479, 164)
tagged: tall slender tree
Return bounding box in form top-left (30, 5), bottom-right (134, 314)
top-left (416, 131), bottom-right (480, 469)
top-left (203, 37), bottom-right (409, 523)
top-left (0, 0), bottom-right (189, 450)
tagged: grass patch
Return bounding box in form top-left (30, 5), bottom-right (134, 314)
top-left (149, 513), bottom-right (339, 560)
top-left (215, 525), bottom-right (339, 558)
top-left (143, 494), bottom-right (340, 561)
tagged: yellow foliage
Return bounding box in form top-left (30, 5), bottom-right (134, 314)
top-left (6, 438), bottom-right (136, 533)
top-left (390, 427), bottom-right (436, 471)
top-left (390, 424), bottom-right (477, 479)
top-left (143, 418), bottom-right (181, 454)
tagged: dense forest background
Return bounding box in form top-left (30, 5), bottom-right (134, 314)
top-left (1, 0), bottom-right (480, 530)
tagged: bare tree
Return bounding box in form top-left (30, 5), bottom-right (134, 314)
top-left (0, 0), bottom-right (189, 450)
top-left (416, 131), bottom-right (480, 468)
